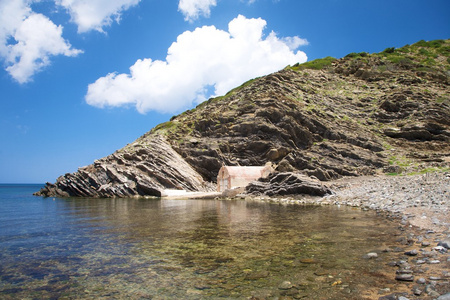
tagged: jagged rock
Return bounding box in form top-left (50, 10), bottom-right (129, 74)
top-left (245, 172), bottom-right (332, 197)
top-left (35, 135), bottom-right (209, 198)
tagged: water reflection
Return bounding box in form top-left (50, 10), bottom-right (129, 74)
top-left (0, 194), bottom-right (401, 299)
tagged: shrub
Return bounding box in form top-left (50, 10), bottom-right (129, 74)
top-left (291, 56), bottom-right (337, 71)
top-left (414, 39), bottom-right (445, 48)
top-left (383, 47), bottom-right (396, 54)
top-left (437, 46), bottom-right (450, 56)
top-left (345, 52), bottom-right (369, 58)
top-left (345, 52), bottom-right (360, 58)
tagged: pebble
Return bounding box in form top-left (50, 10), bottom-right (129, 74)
top-left (366, 252), bottom-right (378, 259)
top-left (429, 276), bottom-right (442, 280)
top-left (429, 260), bottom-right (441, 264)
top-left (278, 281), bottom-right (293, 290)
top-left (395, 274), bottom-right (414, 281)
top-left (416, 259), bottom-right (426, 264)
top-left (416, 277), bottom-right (426, 284)
top-left (413, 288), bottom-right (422, 295)
top-left (405, 249), bottom-right (418, 256)
top-left (433, 246), bottom-right (448, 253)
top-left (379, 294), bottom-right (404, 300)
top-left (436, 293), bottom-right (450, 300)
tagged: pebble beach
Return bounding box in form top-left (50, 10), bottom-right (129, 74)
top-left (251, 172), bottom-right (450, 299)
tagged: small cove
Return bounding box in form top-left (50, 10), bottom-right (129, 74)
top-left (1, 185), bottom-right (407, 299)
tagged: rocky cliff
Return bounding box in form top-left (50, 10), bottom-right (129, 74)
top-left (36, 39), bottom-right (450, 198)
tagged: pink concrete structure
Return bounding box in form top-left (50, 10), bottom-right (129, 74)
top-left (217, 165), bottom-right (273, 192)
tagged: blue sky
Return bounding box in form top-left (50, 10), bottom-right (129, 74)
top-left (1, 0), bottom-right (449, 183)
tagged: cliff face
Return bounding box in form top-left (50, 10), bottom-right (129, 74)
top-left (36, 39), bottom-right (450, 198)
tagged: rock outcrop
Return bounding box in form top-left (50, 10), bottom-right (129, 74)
top-left (246, 172), bottom-right (332, 197)
top-left (36, 39), bottom-right (450, 198)
top-left (35, 135), bottom-right (211, 197)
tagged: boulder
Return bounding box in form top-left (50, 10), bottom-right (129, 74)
top-left (246, 172), bottom-right (332, 197)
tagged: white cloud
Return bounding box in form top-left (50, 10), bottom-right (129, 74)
top-left (55, 0), bottom-right (141, 33)
top-left (178, 0), bottom-right (217, 22)
top-left (0, 0), bottom-right (82, 84)
top-left (86, 15), bottom-right (308, 114)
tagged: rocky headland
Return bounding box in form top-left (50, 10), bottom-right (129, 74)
top-left (35, 39), bottom-right (449, 199)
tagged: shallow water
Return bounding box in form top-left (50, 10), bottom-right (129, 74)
top-left (0, 184), bottom-right (401, 299)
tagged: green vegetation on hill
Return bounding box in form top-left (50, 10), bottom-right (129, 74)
top-left (289, 39), bottom-right (449, 72)
top-left (290, 56), bottom-right (337, 71)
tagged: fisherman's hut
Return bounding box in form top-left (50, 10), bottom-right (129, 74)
top-left (217, 164), bottom-right (273, 192)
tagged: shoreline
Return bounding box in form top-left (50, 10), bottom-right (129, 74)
top-left (165, 172), bottom-right (450, 299)
top-left (174, 172), bottom-right (449, 234)
top-left (246, 172), bottom-right (450, 299)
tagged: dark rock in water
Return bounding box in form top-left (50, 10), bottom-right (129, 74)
top-left (245, 172), bottom-right (332, 197)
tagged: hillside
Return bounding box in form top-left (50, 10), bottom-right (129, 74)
top-left (36, 39), bottom-right (450, 198)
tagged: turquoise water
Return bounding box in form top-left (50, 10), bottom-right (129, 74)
top-left (0, 184), bottom-right (401, 299)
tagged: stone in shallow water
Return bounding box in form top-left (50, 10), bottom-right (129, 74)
top-left (366, 252), bottom-right (378, 259)
top-left (413, 288), bottom-right (422, 295)
top-left (378, 293), bottom-right (407, 300)
top-left (299, 258), bottom-right (320, 264)
top-left (278, 281), bottom-right (293, 290)
top-left (404, 249), bottom-right (418, 256)
top-left (395, 274), bottom-right (414, 281)
top-left (429, 260), bottom-right (441, 264)
top-left (416, 277), bottom-right (426, 284)
top-left (436, 293), bottom-right (450, 300)
top-left (438, 240), bottom-right (450, 249)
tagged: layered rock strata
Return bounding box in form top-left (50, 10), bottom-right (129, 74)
top-left (36, 40), bottom-right (450, 198)
top-left (246, 172), bottom-right (332, 197)
top-left (36, 136), bottom-right (210, 197)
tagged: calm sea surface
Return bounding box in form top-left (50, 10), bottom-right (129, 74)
top-left (0, 184), bottom-right (402, 299)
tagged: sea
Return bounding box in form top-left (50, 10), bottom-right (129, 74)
top-left (0, 184), bottom-right (403, 299)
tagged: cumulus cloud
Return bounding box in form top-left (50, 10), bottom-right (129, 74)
top-left (178, 0), bottom-right (217, 22)
top-left (0, 0), bottom-right (82, 84)
top-left (86, 15), bottom-right (308, 114)
top-left (55, 0), bottom-right (141, 33)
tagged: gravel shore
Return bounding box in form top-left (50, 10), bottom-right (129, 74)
top-left (324, 172), bottom-right (450, 234)
top-left (325, 172), bottom-right (450, 299)
top-left (247, 172), bottom-right (450, 299)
